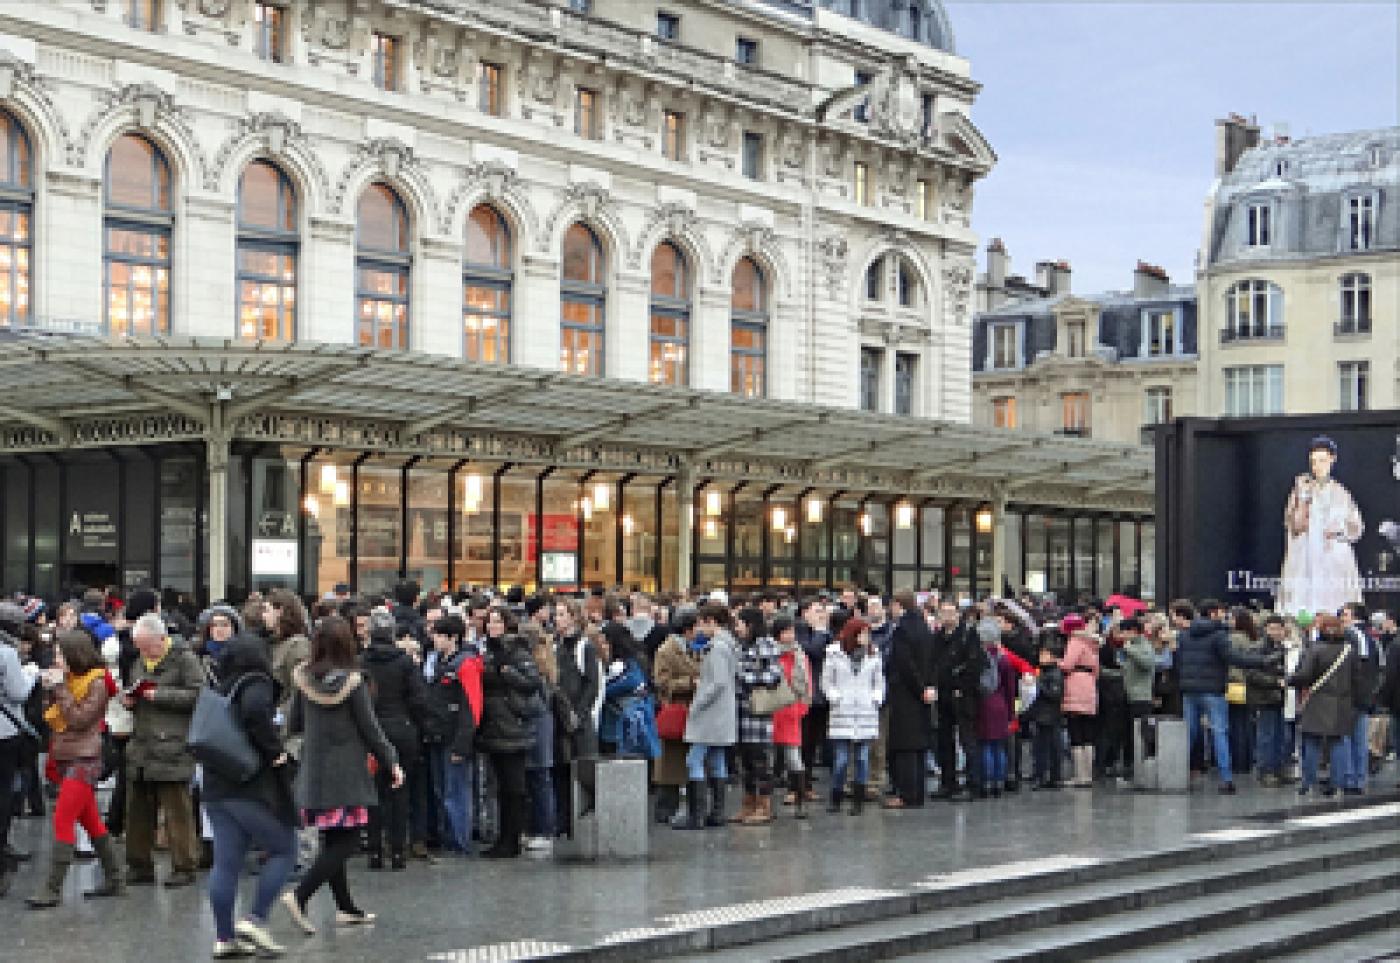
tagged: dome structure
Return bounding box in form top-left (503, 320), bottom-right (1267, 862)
top-left (820, 0), bottom-right (956, 53)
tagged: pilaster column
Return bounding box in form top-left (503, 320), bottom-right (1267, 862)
top-left (674, 460), bottom-right (694, 591)
top-left (207, 425), bottom-right (231, 603)
top-left (989, 483), bottom-right (1008, 599)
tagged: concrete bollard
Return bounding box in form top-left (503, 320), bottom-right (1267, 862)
top-left (555, 757), bottom-right (649, 861)
top-left (1134, 716), bottom-right (1190, 792)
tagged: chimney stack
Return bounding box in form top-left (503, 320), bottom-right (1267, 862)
top-left (986, 237), bottom-right (1007, 289)
top-left (1215, 112), bottom-right (1261, 176)
top-left (1133, 260), bottom-right (1170, 299)
top-left (1050, 260), bottom-right (1071, 296)
top-left (1034, 260), bottom-right (1054, 293)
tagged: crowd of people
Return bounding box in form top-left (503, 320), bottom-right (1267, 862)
top-left (0, 580), bottom-right (1396, 958)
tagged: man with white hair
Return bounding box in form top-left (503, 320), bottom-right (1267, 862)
top-left (122, 612), bottom-right (203, 888)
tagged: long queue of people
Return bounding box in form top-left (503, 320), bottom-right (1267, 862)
top-left (0, 582), bottom-right (1397, 958)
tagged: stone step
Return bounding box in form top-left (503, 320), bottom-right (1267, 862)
top-left (558, 802), bottom-right (1400, 962)
top-left (928, 860), bottom-right (1399, 962)
top-left (1096, 891), bottom-right (1399, 962)
top-left (685, 831), bottom-right (1400, 963)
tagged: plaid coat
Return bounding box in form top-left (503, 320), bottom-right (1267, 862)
top-left (736, 635), bottom-right (782, 744)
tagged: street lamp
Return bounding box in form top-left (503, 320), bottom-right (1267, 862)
top-left (593, 482), bottom-right (611, 511)
top-left (806, 497), bottom-right (823, 524)
top-left (975, 507), bottom-right (994, 534)
top-left (771, 505), bottom-right (787, 532)
top-left (319, 463), bottom-right (338, 494)
top-left (858, 511), bottom-right (872, 537)
top-left (705, 490), bottom-right (722, 517)
top-left (895, 501), bottom-right (914, 529)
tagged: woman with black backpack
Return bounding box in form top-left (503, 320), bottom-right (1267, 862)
top-left (360, 609), bottom-right (428, 871)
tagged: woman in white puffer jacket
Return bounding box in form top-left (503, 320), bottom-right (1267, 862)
top-left (820, 617), bottom-right (884, 815)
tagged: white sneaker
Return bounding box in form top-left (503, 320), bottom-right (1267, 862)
top-left (524, 836), bottom-right (553, 854)
top-left (212, 940), bottom-right (250, 959)
top-left (235, 917), bottom-right (285, 956)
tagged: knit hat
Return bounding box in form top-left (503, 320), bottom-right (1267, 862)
top-left (126, 589), bottom-right (159, 622)
top-left (1061, 613), bottom-right (1087, 634)
top-left (976, 617), bottom-right (1002, 644)
top-left (368, 608), bottom-right (397, 643)
top-left (198, 604), bottom-right (243, 635)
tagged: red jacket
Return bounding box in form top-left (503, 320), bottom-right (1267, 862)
top-left (457, 655), bottom-right (484, 725)
top-left (772, 648), bottom-right (811, 747)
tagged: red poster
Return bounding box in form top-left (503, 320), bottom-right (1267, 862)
top-left (526, 514), bottom-right (579, 563)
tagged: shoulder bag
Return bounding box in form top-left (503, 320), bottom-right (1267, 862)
top-left (187, 672), bottom-right (268, 784)
top-left (1298, 644), bottom-right (1351, 711)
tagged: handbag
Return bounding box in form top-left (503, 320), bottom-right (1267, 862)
top-left (1298, 644), bottom-right (1351, 711)
top-left (749, 675), bottom-right (797, 716)
top-left (1225, 681), bottom-right (1247, 705)
top-left (655, 700), bottom-right (688, 741)
top-left (187, 673), bottom-right (267, 784)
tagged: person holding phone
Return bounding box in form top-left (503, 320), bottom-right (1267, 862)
top-left (282, 616), bottom-right (403, 935)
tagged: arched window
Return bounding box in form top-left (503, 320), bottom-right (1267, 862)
top-left (730, 256), bottom-right (767, 398)
top-left (1224, 279), bottom-right (1283, 341)
top-left (1339, 273), bottom-right (1371, 334)
top-left (0, 111), bottom-right (33, 328)
top-left (648, 241), bottom-right (689, 385)
top-left (355, 182), bottom-right (411, 349)
top-left (865, 255), bottom-right (884, 301)
top-left (236, 160), bottom-right (297, 341)
top-left (896, 258), bottom-right (920, 308)
top-left (560, 222), bottom-right (606, 376)
top-left (104, 133), bottom-right (172, 336)
top-left (464, 205), bottom-right (512, 363)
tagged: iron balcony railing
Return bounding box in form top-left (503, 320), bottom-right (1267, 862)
top-left (1219, 325), bottom-right (1285, 344)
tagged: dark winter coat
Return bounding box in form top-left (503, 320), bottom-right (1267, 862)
top-left (477, 634), bottom-right (544, 755)
top-left (885, 610), bottom-right (935, 753)
top-left (1177, 618), bottom-right (1278, 695)
top-left (1238, 634), bottom-right (1286, 709)
top-left (424, 648), bottom-right (478, 760)
top-left (1348, 627), bottom-right (1382, 712)
top-left (976, 649), bottom-right (1018, 742)
top-left (289, 664), bottom-right (398, 811)
top-left (553, 634), bottom-right (601, 762)
top-left (796, 622), bottom-right (832, 707)
top-left (932, 621), bottom-right (984, 697)
top-left (1379, 635), bottom-right (1400, 716)
top-left (203, 638), bottom-right (294, 825)
top-left (360, 641), bottom-right (429, 765)
top-left (1288, 639), bottom-right (1358, 739)
top-left (126, 639), bottom-right (204, 783)
top-left (1027, 664), bottom-right (1065, 726)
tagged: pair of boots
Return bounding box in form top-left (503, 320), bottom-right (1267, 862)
top-left (26, 836), bottom-right (125, 909)
top-left (1070, 746), bottom-right (1094, 788)
top-left (675, 780), bottom-right (727, 830)
top-left (482, 793), bottom-right (524, 859)
top-left (730, 792), bottom-right (774, 825)
top-left (787, 773), bottom-right (808, 820)
top-left (367, 848), bottom-right (407, 871)
top-left (827, 784), bottom-right (866, 815)
top-left (654, 785), bottom-right (681, 825)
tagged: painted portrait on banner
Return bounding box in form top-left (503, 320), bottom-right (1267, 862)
top-left (1275, 436), bottom-right (1364, 616)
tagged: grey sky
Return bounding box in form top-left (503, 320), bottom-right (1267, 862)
top-left (947, 0), bottom-right (1399, 295)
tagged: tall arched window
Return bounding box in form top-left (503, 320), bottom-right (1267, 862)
top-left (560, 222), bottom-right (605, 375)
top-left (356, 182), bottom-right (411, 349)
top-left (1339, 272), bottom-right (1371, 334)
top-left (104, 133), bottom-right (172, 335)
top-left (730, 256), bottom-right (767, 398)
top-left (236, 160), bottom-right (297, 341)
top-left (464, 205), bottom-right (512, 363)
top-left (0, 111), bottom-right (33, 328)
top-left (908, 3), bottom-right (923, 41)
top-left (865, 256), bottom-right (884, 301)
top-left (896, 258), bottom-right (920, 308)
top-left (648, 241), bottom-right (689, 385)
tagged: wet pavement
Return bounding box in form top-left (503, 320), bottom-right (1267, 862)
top-left (4, 768), bottom-right (1398, 962)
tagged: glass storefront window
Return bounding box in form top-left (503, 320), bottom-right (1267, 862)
top-left (497, 471), bottom-right (535, 590)
top-left (1073, 517), bottom-right (1094, 600)
top-left (1004, 512), bottom-right (1023, 596)
top-left (1140, 521), bottom-right (1155, 601)
top-left (622, 479), bottom-right (660, 592)
top-left (1119, 520), bottom-right (1139, 599)
top-left (1046, 515), bottom-right (1071, 601)
top-left (920, 504), bottom-right (945, 592)
top-left (948, 506), bottom-right (972, 600)
top-left (1024, 514), bottom-right (1047, 596)
top-left (697, 561), bottom-right (725, 593)
top-left (305, 457), bottom-right (351, 597)
top-left (580, 476), bottom-right (616, 590)
top-left (356, 463), bottom-right (402, 597)
top-left (1096, 517), bottom-right (1116, 600)
top-left (247, 455), bottom-right (298, 595)
top-left (406, 468), bottom-right (449, 593)
top-left (159, 456), bottom-right (198, 598)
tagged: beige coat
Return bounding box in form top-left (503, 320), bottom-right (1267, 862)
top-left (652, 635), bottom-right (701, 786)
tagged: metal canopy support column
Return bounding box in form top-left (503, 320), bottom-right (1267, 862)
top-left (725, 482), bottom-right (748, 596)
top-left (538, 466), bottom-right (556, 591)
top-left (794, 487), bottom-right (813, 595)
top-left (207, 426), bottom-right (231, 606)
top-left (492, 463), bottom-right (513, 589)
top-left (348, 452), bottom-right (371, 593)
top-left (674, 462), bottom-right (694, 592)
top-left (297, 449), bottom-right (320, 598)
top-left (760, 484), bottom-right (779, 591)
top-left (825, 490), bottom-right (843, 590)
top-left (655, 477), bottom-right (672, 592)
top-left (399, 456), bottom-right (421, 582)
top-left (577, 470), bottom-right (595, 592)
top-left (446, 460), bottom-right (468, 593)
top-left (990, 485), bottom-right (1008, 600)
top-left (615, 473), bottom-right (634, 590)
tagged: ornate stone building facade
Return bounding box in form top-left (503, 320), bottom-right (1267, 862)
top-left (1197, 118), bottom-right (1399, 416)
top-left (0, 0), bottom-right (993, 420)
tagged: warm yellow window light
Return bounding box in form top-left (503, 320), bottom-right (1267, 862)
top-left (593, 482), bottom-right (611, 511)
top-left (581, 496), bottom-right (593, 521)
top-left (858, 511), bottom-right (872, 536)
top-left (702, 516), bottom-right (718, 540)
top-left (806, 497), bottom-right (823, 524)
top-left (975, 508), bottom-right (994, 534)
top-left (896, 501), bottom-right (914, 529)
top-left (333, 479), bottom-right (350, 508)
top-left (705, 490), bottom-right (722, 517)
top-left (771, 505), bottom-right (787, 532)
top-left (302, 494), bottom-right (319, 518)
top-left (319, 463), bottom-right (338, 494)
top-left (622, 513), bottom-right (635, 536)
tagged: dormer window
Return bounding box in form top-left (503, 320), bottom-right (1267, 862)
top-left (1274, 160), bottom-right (1288, 177)
top-left (1246, 202), bottom-right (1271, 247)
top-left (1347, 194), bottom-right (1375, 251)
top-left (1368, 145), bottom-right (1383, 167)
top-left (1065, 320), bottom-right (1086, 357)
top-left (988, 322), bottom-right (1020, 370)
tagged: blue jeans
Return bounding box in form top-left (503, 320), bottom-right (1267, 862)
top-left (1183, 692), bottom-right (1233, 783)
top-left (685, 744), bottom-right (728, 781)
top-left (830, 740), bottom-right (870, 789)
top-left (437, 747), bottom-right (475, 854)
top-left (1301, 733), bottom-right (1350, 790)
top-left (526, 767), bottom-right (556, 838)
top-left (1254, 707), bottom-right (1286, 777)
top-left (205, 798), bottom-right (296, 943)
top-left (1347, 713), bottom-right (1369, 790)
top-left (980, 740), bottom-right (1008, 787)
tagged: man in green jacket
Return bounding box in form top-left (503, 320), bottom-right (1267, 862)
top-left (123, 613), bottom-right (204, 888)
top-left (1120, 618), bottom-right (1159, 780)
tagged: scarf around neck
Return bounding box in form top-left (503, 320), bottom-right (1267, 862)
top-left (44, 667), bottom-right (106, 733)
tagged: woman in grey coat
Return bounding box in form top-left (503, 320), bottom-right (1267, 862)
top-left (282, 616), bottom-right (401, 934)
top-left (677, 604), bottom-right (739, 830)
